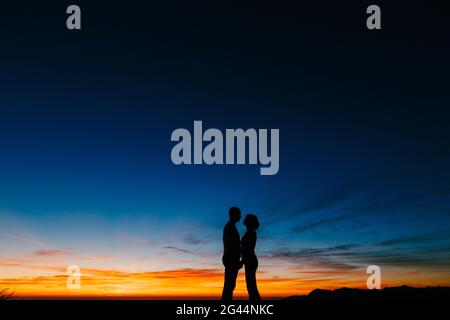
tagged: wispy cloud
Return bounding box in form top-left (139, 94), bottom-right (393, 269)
top-left (0, 257), bottom-right (66, 273)
top-left (3, 234), bottom-right (58, 249)
top-left (377, 230), bottom-right (450, 247)
top-left (291, 213), bottom-right (357, 234)
top-left (182, 235), bottom-right (213, 245)
top-left (163, 246), bottom-right (194, 254)
top-left (263, 240), bottom-right (450, 274)
top-left (32, 249), bottom-right (71, 257)
top-left (259, 170), bottom-right (450, 229)
top-left (262, 244), bottom-right (362, 272)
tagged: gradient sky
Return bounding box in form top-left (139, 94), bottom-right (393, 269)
top-left (1, 1), bottom-right (450, 298)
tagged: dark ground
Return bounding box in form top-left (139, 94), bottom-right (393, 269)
top-left (2, 287), bottom-right (449, 319)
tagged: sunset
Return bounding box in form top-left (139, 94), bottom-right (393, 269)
top-left (1, 1), bottom-right (450, 318)
top-left (2, 225), bottom-right (450, 299)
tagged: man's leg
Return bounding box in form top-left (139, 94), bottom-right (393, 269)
top-left (229, 266), bottom-right (239, 299)
top-left (222, 266), bottom-right (235, 301)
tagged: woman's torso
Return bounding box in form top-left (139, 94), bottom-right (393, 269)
top-left (241, 230), bottom-right (258, 266)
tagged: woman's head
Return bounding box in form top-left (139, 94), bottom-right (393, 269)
top-left (243, 214), bottom-right (260, 230)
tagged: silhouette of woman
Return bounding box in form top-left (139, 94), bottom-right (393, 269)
top-left (241, 214), bottom-right (261, 301)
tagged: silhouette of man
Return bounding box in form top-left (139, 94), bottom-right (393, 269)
top-left (221, 206), bottom-right (242, 301)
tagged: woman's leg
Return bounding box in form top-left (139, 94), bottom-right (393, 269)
top-left (245, 264), bottom-right (261, 301)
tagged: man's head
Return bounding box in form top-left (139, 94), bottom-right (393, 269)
top-left (228, 206), bottom-right (241, 223)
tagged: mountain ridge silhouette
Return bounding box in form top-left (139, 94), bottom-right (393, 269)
top-left (285, 285), bottom-right (450, 301)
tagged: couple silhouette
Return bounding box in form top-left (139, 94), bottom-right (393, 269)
top-left (221, 206), bottom-right (261, 301)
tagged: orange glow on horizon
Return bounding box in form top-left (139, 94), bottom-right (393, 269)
top-left (0, 267), bottom-right (361, 299)
top-left (2, 266), bottom-right (448, 299)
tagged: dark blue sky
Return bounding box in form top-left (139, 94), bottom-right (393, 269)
top-left (1, 1), bottom-right (450, 292)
